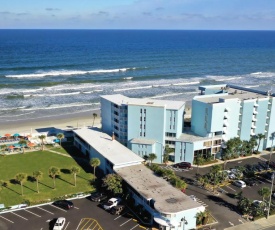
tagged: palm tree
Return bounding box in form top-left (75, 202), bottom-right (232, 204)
top-left (15, 173), bottom-right (27, 195)
top-left (18, 139), bottom-right (28, 153)
top-left (38, 135), bottom-right (46, 151)
top-left (194, 155), bottom-right (204, 173)
top-left (90, 158), bottom-right (101, 176)
top-left (56, 133), bottom-right (65, 147)
top-left (256, 133), bottom-right (265, 152)
top-left (163, 152), bottom-right (169, 165)
top-left (92, 113), bottom-right (97, 127)
top-left (48, 167), bottom-right (60, 189)
top-left (33, 171), bottom-right (43, 193)
top-left (249, 136), bottom-right (258, 154)
top-left (70, 166), bottom-right (80, 186)
top-left (258, 187), bottom-right (271, 202)
top-left (148, 153), bottom-right (157, 166)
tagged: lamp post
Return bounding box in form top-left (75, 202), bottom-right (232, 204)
top-left (267, 173), bottom-right (274, 219)
top-left (181, 217), bottom-right (188, 230)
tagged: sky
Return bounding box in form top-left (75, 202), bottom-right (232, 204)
top-left (1, 0), bottom-right (275, 30)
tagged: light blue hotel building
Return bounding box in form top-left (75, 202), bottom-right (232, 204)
top-left (101, 84), bottom-right (275, 164)
top-left (101, 94), bottom-right (185, 163)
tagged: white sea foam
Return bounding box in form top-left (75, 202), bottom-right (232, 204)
top-left (5, 68), bottom-right (133, 78)
top-left (172, 81), bottom-right (200, 86)
top-left (114, 85), bottom-right (152, 92)
top-left (20, 102), bottom-right (97, 111)
top-left (244, 85), bottom-right (260, 88)
top-left (250, 72), bottom-right (275, 78)
top-left (150, 93), bottom-right (185, 98)
top-left (215, 77), bottom-right (242, 82)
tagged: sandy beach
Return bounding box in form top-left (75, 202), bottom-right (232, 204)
top-left (0, 103), bottom-right (192, 135)
top-left (0, 110), bottom-right (102, 135)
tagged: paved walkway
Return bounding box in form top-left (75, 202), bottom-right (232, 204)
top-left (224, 215), bottom-right (275, 230)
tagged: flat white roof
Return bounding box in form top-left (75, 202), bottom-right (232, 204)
top-left (130, 138), bottom-right (156, 145)
top-left (101, 94), bottom-right (185, 110)
top-left (115, 164), bottom-right (202, 213)
top-left (73, 128), bottom-right (144, 166)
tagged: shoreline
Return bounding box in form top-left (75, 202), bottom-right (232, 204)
top-left (0, 102), bottom-right (192, 135)
top-left (0, 109), bottom-right (101, 135)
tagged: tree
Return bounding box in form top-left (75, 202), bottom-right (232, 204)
top-left (18, 139), bottom-right (28, 153)
top-left (209, 165), bottom-right (222, 191)
top-left (237, 197), bottom-right (252, 215)
top-left (15, 173), bottom-right (27, 195)
top-left (92, 113), bottom-right (97, 127)
top-left (48, 167), bottom-right (60, 189)
top-left (194, 155), bottom-right (204, 173)
top-left (70, 166), bottom-right (80, 186)
top-left (102, 174), bottom-right (123, 195)
top-left (56, 133), bottom-right (65, 147)
top-left (258, 187), bottom-right (271, 202)
top-left (38, 135), bottom-right (46, 151)
top-left (256, 133), bottom-right (265, 152)
top-left (33, 171), bottom-right (43, 193)
top-left (163, 152), bottom-right (169, 165)
top-left (249, 136), bottom-right (258, 155)
top-left (90, 158), bottom-right (101, 176)
top-left (148, 153), bottom-right (157, 166)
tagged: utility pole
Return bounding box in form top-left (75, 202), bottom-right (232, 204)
top-left (267, 173), bottom-right (274, 219)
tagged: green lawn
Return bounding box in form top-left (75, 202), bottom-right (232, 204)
top-left (0, 151), bottom-right (95, 207)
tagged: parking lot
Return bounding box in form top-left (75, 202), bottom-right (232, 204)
top-left (0, 197), bottom-right (149, 230)
top-left (161, 154), bottom-right (275, 230)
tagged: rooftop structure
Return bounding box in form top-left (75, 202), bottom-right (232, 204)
top-left (101, 94), bottom-right (185, 110)
top-left (115, 164), bottom-right (201, 214)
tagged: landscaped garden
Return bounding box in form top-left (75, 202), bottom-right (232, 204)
top-left (0, 150), bottom-right (95, 207)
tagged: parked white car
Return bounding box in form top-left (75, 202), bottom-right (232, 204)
top-left (234, 180), bottom-right (246, 188)
top-left (103, 198), bottom-right (121, 210)
top-left (53, 217), bottom-right (66, 230)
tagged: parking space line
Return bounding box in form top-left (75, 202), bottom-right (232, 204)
top-left (11, 211), bottom-right (28, 220)
top-left (50, 204), bottom-right (67, 212)
top-left (74, 206), bottom-right (79, 209)
top-left (37, 206), bottom-right (54, 215)
top-left (24, 209), bottom-right (41, 217)
top-left (120, 218), bottom-right (132, 226)
top-left (0, 215), bottom-right (14, 223)
top-left (64, 221), bottom-right (70, 230)
top-left (130, 224), bottom-right (139, 230)
top-left (226, 186), bottom-right (236, 192)
top-left (81, 219), bottom-right (92, 230)
top-left (114, 215), bottom-right (122, 220)
top-left (76, 218), bottom-right (85, 230)
top-left (87, 220), bottom-right (97, 229)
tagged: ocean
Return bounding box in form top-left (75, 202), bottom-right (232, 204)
top-left (0, 30), bottom-right (275, 124)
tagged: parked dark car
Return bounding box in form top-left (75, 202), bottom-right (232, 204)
top-left (173, 162), bottom-right (192, 169)
top-left (90, 192), bottom-right (108, 202)
top-left (258, 162), bottom-right (269, 170)
top-left (243, 178), bottom-right (257, 186)
top-left (53, 200), bottom-right (74, 210)
top-left (266, 161), bottom-right (275, 169)
top-left (263, 171), bottom-right (275, 180)
top-left (110, 205), bottom-right (125, 215)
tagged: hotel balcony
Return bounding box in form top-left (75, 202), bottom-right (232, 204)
top-left (253, 110), bottom-right (258, 114)
top-left (252, 117), bottom-right (257, 121)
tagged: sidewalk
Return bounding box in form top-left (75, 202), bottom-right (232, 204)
top-left (224, 215), bottom-right (275, 230)
top-left (196, 151), bottom-right (274, 168)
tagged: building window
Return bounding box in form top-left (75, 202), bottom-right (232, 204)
top-left (144, 125), bottom-right (146, 129)
top-left (144, 132), bottom-right (146, 137)
top-left (140, 117), bottom-right (142, 121)
top-left (144, 117), bottom-right (146, 121)
top-left (140, 109), bottom-right (142, 113)
top-left (140, 124), bottom-right (142, 128)
top-left (140, 132), bottom-right (142, 136)
top-left (144, 109), bottom-right (146, 114)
